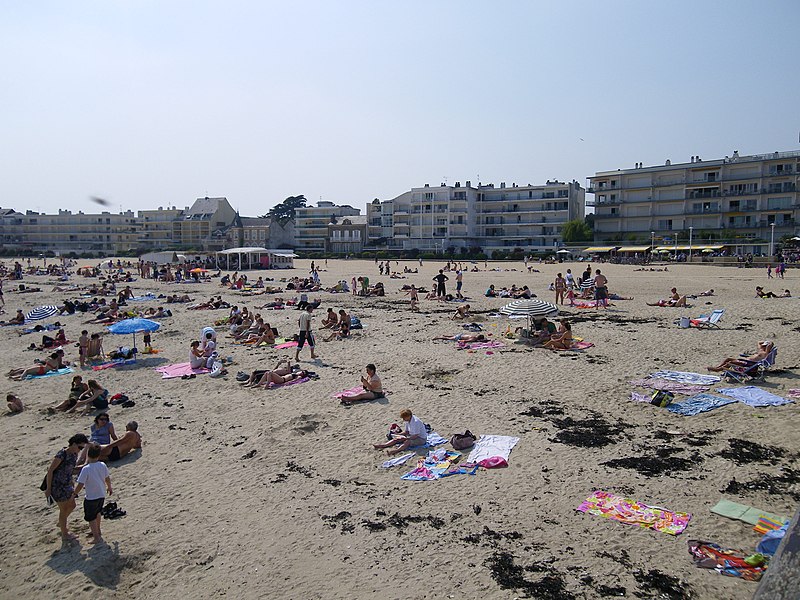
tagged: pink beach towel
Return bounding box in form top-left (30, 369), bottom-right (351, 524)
top-left (787, 389), bottom-right (800, 399)
top-left (576, 490), bottom-right (691, 535)
top-left (334, 385), bottom-right (366, 399)
top-left (155, 362), bottom-right (211, 379)
top-left (273, 341), bottom-right (298, 349)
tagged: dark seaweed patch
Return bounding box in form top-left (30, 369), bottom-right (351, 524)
top-left (462, 525), bottom-right (524, 545)
top-left (286, 460), bottom-right (314, 478)
top-left (601, 448), bottom-right (701, 477)
top-left (485, 552), bottom-right (577, 600)
top-left (596, 584), bottom-right (627, 597)
top-left (550, 415), bottom-right (630, 448)
top-left (721, 468), bottom-right (800, 501)
top-left (718, 438), bottom-right (787, 465)
top-left (632, 569), bottom-right (692, 599)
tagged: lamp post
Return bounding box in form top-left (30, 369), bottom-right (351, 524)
top-left (650, 231), bottom-right (655, 262)
top-left (689, 226), bottom-right (694, 261)
top-left (674, 232), bottom-right (679, 260)
top-left (770, 223), bottom-right (776, 258)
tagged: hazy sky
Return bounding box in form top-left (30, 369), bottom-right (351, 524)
top-left (2, 1), bottom-right (798, 216)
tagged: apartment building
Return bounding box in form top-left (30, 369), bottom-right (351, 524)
top-left (588, 150), bottom-right (800, 244)
top-left (327, 216), bottom-right (367, 254)
top-left (294, 201), bottom-right (360, 252)
top-left (366, 180), bottom-right (584, 252)
top-left (138, 206), bottom-right (186, 250)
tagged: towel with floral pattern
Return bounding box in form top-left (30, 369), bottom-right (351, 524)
top-left (576, 490), bottom-right (691, 535)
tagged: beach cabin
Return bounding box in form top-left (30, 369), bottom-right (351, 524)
top-left (215, 247), bottom-right (297, 270)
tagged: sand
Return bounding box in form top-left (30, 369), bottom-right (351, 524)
top-left (1, 259), bottom-right (798, 599)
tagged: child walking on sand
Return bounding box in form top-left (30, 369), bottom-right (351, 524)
top-left (74, 444), bottom-right (112, 544)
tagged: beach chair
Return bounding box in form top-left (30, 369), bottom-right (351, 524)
top-left (690, 309), bottom-right (725, 329)
top-left (723, 347), bottom-right (778, 383)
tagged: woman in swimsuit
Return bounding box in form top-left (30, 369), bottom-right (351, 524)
top-left (7, 352), bottom-right (61, 380)
top-left (67, 380), bottom-right (109, 413)
top-left (543, 320), bottom-right (573, 350)
top-left (431, 333), bottom-right (485, 342)
top-left (260, 369), bottom-right (308, 387)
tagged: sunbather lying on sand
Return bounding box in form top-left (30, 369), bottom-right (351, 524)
top-left (373, 409), bottom-right (427, 455)
top-left (647, 288), bottom-right (688, 307)
top-left (431, 333), bottom-right (485, 342)
top-left (707, 340), bottom-right (774, 372)
top-left (755, 286), bottom-right (778, 298)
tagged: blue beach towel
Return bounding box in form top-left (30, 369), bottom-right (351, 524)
top-left (24, 367), bottom-right (74, 380)
top-left (650, 371), bottom-right (721, 385)
top-left (129, 293), bottom-right (157, 301)
top-left (666, 393), bottom-right (737, 416)
top-left (715, 386), bottom-right (793, 407)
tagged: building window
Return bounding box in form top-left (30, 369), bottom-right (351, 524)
top-left (658, 219), bottom-right (673, 230)
top-left (424, 192), bottom-right (434, 200)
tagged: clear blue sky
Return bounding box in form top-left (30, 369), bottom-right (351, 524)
top-left (1, 1), bottom-right (798, 216)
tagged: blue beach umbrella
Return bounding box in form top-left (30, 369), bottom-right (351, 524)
top-left (107, 318), bottom-right (160, 349)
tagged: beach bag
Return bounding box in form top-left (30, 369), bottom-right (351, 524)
top-left (450, 430), bottom-right (477, 450)
top-left (350, 316), bottom-right (363, 329)
top-left (209, 360), bottom-right (225, 378)
top-left (650, 390), bottom-right (674, 408)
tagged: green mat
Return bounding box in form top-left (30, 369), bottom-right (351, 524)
top-left (710, 499), bottom-right (787, 526)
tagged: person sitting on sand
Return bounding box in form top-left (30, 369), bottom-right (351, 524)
top-left (543, 319), bottom-right (573, 350)
top-left (431, 333), bottom-right (485, 343)
top-left (39, 328), bottom-right (67, 350)
top-left (188, 341), bottom-right (206, 369)
top-left (531, 317), bottom-right (557, 344)
top-left (485, 284), bottom-right (497, 297)
top-left (340, 364), bottom-right (384, 405)
top-left (373, 408), bottom-right (427, 455)
top-left (324, 310), bottom-right (351, 342)
top-left (67, 379), bottom-right (109, 413)
top-left (97, 421), bottom-right (141, 462)
top-left (321, 308), bottom-right (338, 329)
top-left (755, 286), bottom-right (778, 298)
top-left (451, 304), bottom-right (471, 320)
top-left (1, 309), bottom-right (25, 325)
top-left (245, 326), bottom-right (276, 346)
top-left (707, 341), bottom-right (775, 372)
top-left (7, 393), bottom-right (23, 413)
top-left (647, 287), bottom-right (688, 307)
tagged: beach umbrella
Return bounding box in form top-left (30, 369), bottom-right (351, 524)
top-left (107, 318), bottom-right (160, 349)
top-left (580, 279), bottom-right (595, 290)
top-left (556, 249), bottom-right (572, 254)
top-left (500, 299), bottom-right (558, 331)
top-left (190, 268), bottom-right (208, 273)
top-left (26, 305), bottom-right (59, 321)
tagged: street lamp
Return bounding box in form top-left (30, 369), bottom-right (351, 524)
top-left (650, 231), bottom-right (655, 262)
top-left (689, 226), bottom-right (694, 261)
top-left (770, 223), bottom-right (776, 258)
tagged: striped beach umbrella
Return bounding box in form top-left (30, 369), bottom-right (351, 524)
top-left (499, 299), bottom-right (559, 318)
top-left (26, 305), bottom-right (59, 321)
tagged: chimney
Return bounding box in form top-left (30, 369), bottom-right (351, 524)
top-left (466, 180), bottom-right (471, 187)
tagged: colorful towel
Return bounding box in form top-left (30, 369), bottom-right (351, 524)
top-left (457, 341), bottom-right (505, 350)
top-left (155, 362), bottom-right (211, 379)
top-left (334, 385), bottom-right (366, 399)
top-left (687, 540), bottom-right (766, 581)
top-left (401, 450), bottom-right (462, 481)
top-left (629, 378), bottom-right (710, 394)
top-left (273, 341), bottom-right (298, 349)
top-left (467, 435), bottom-right (520, 464)
top-left (754, 515), bottom-right (787, 535)
top-left (266, 376), bottom-right (309, 389)
top-left (576, 490), bottom-right (691, 535)
top-left (570, 340), bottom-right (595, 350)
top-left (91, 358), bottom-right (137, 371)
top-left (715, 386), bottom-right (793, 407)
top-left (710, 499), bottom-right (787, 526)
top-left (24, 366), bottom-right (74, 380)
top-left (649, 371), bottom-right (721, 385)
top-left (666, 393), bottom-right (737, 416)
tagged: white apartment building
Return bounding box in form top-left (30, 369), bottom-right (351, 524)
top-left (588, 150), bottom-right (800, 244)
top-left (138, 206), bottom-right (186, 249)
top-left (366, 180), bottom-right (585, 252)
top-left (294, 201), bottom-right (361, 252)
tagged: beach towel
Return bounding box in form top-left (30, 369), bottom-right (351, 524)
top-left (757, 522), bottom-right (789, 556)
top-left (630, 391), bottom-right (652, 404)
top-left (128, 294), bottom-right (157, 301)
top-left (401, 449), bottom-right (462, 481)
top-left (576, 490), bottom-right (691, 535)
top-left (753, 515), bottom-right (787, 535)
top-left (710, 499), bottom-right (787, 526)
top-left (334, 385), bottom-right (367, 399)
top-left (24, 366), bottom-right (74, 380)
top-left (787, 389), bottom-right (800, 399)
top-left (715, 386), bottom-right (793, 407)
top-left (155, 362), bottom-right (211, 379)
top-left (266, 376), bottom-right (310, 389)
top-left (380, 453), bottom-right (415, 469)
top-left (687, 540), bottom-right (766, 581)
top-left (629, 378), bottom-right (710, 394)
top-left (91, 358), bottom-right (137, 371)
top-left (649, 371), bottom-right (721, 385)
top-left (666, 393), bottom-right (737, 416)
top-left (457, 341), bottom-right (505, 351)
top-left (425, 432), bottom-right (448, 447)
top-left (273, 341), bottom-right (298, 349)
top-left (467, 435), bottom-right (520, 464)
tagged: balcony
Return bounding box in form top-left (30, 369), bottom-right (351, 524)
top-left (586, 199), bottom-right (623, 207)
top-left (686, 192), bottom-right (721, 200)
top-left (764, 184), bottom-right (796, 194)
top-left (687, 207), bottom-right (721, 214)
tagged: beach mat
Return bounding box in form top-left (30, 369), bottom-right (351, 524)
top-left (666, 393), bottom-right (737, 416)
top-left (577, 490), bottom-right (691, 535)
top-left (273, 341), bottom-right (298, 349)
top-left (155, 362), bottom-right (211, 379)
top-left (24, 367), bottom-right (74, 380)
top-left (467, 435), bottom-right (519, 464)
top-left (629, 378), bottom-right (710, 394)
top-left (709, 499), bottom-right (787, 526)
top-left (649, 371), bottom-right (720, 385)
top-left (715, 386), bottom-right (793, 407)
top-left (687, 540), bottom-right (766, 581)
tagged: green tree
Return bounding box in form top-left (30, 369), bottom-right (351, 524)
top-left (260, 195), bottom-right (307, 223)
top-left (562, 219), bottom-right (592, 242)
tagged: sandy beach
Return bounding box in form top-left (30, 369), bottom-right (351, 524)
top-left (1, 258), bottom-right (798, 599)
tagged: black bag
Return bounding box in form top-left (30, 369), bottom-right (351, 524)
top-left (450, 430), bottom-right (477, 450)
top-left (650, 390), bottom-right (674, 408)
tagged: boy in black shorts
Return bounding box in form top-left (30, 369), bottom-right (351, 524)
top-left (74, 444), bottom-right (112, 544)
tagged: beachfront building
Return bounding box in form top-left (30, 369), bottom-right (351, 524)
top-left (327, 216), bottom-right (367, 254)
top-left (173, 196), bottom-right (238, 252)
top-left (366, 180), bottom-right (585, 252)
top-left (588, 150), bottom-right (800, 247)
top-left (294, 201), bottom-right (361, 252)
top-left (137, 206), bottom-right (186, 250)
top-left (224, 215), bottom-right (295, 250)
top-left (0, 208), bottom-right (140, 255)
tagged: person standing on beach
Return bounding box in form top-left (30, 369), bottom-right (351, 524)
top-left (455, 269), bottom-right (464, 299)
top-left (767, 264), bottom-right (773, 279)
top-left (73, 444), bottom-right (112, 545)
top-left (594, 270), bottom-right (609, 309)
top-left (44, 433), bottom-right (89, 541)
top-left (295, 305), bottom-right (317, 361)
top-left (554, 273), bottom-right (566, 305)
top-left (565, 269), bottom-right (575, 290)
top-left (78, 330), bottom-right (89, 367)
top-left (433, 270), bottom-right (449, 298)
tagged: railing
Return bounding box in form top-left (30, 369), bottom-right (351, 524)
top-left (686, 192), bottom-right (721, 200)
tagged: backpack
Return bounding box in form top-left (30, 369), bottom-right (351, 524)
top-left (450, 430), bottom-right (477, 450)
top-left (650, 390), bottom-right (674, 408)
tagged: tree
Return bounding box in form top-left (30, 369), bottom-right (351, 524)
top-left (260, 195), bottom-right (307, 223)
top-left (562, 219), bottom-right (593, 242)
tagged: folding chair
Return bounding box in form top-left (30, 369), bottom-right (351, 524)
top-left (691, 309), bottom-right (725, 329)
top-left (723, 347), bottom-right (778, 383)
